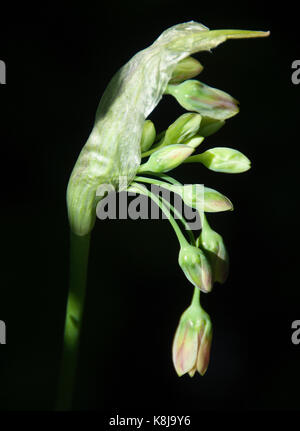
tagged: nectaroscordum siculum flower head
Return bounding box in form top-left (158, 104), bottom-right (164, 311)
top-left (66, 22), bottom-right (269, 236)
top-left (64, 21), bottom-right (270, 394)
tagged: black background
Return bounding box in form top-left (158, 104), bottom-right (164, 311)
top-left (0, 0), bottom-right (300, 416)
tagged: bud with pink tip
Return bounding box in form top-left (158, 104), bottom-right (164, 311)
top-left (172, 293), bottom-right (212, 377)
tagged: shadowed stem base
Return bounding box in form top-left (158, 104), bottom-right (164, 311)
top-left (56, 231), bottom-right (91, 410)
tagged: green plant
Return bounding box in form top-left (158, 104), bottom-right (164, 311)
top-left (59, 21), bottom-right (269, 410)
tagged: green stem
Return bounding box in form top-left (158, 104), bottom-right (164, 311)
top-left (141, 140), bottom-right (165, 158)
top-left (134, 176), bottom-right (195, 243)
top-left (191, 286), bottom-right (200, 306)
top-left (134, 175), bottom-right (196, 244)
top-left (133, 183), bottom-right (188, 247)
top-left (150, 192), bottom-right (187, 246)
top-left (160, 196), bottom-right (195, 246)
top-left (200, 211), bottom-right (212, 233)
top-left (56, 231), bottom-right (91, 410)
top-left (201, 212), bottom-right (208, 228)
top-left (134, 175), bottom-right (170, 188)
top-left (134, 175), bottom-right (197, 244)
top-left (183, 154), bottom-right (204, 163)
top-left (150, 173), bottom-right (182, 185)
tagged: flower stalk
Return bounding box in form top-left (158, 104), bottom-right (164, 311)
top-left (56, 232), bottom-right (91, 410)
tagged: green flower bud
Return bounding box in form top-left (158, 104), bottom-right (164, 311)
top-left (169, 56), bottom-right (203, 84)
top-left (140, 120), bottom-right (156, 153)
top-left (172, 302), bottom-right (212, 376)
top-left (160, 113), bottom-right (202, 148)
top-left (165, 79), bottom-right (239, 120)
top-left (168, 184), bottom-right (233, 213)
top-left (183, 135), bottom-right (204, 149)
top-left (197, 218), bottom-right (229, 284)
top-left (189, 147), bottom-right (251, 173)
top-left (138, 144), bottom-right (194, 174)
top-left (198, 116), bottom-right (225, 137)
top-left (202, 187), bottom-right (233, 212)
top-left (178, 243), bottom-right (212, 293)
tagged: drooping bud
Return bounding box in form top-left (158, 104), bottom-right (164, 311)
top-left (178, 243), bottom-right (212, 293)
top-left (198, 116), bottom-right (225, 137)
top-left (169, 56), bottom-right (203, 84)
top-left (172, 301), bottom-right (212, 377)
top-left (138, 144), bottom-right (194, 174)
top-left (188, 147), bottom-right (251, 173)
top-left (160, 113), bottom-right (202, 148)
top-left (197, 216), bottom-right (229, 284)
top-left (140, 120), bottom-right (156, 152)
top-left (168, 184), bottom-right (233, 213)
top-left (165, 79), bottom-right (239, 120)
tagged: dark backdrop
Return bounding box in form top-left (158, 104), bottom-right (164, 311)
top-left (1, 0), bottom-right (300, 415)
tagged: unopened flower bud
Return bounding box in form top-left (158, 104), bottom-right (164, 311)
top-left (172, 302), bottom-right (212, 377)
top-left (203, 187), bottom-right (233, 212)
top-left (169, 56), bottom-right (203, 84)
top-left (183, 135), bottom-right (204, 149)
top-left (138, 144), bottom-right (194, 174)
top-left (160, 113), bottom-right (202, 148)
top-left (165, 79), bottom-right (239, 120)
top-left (169, 184), bottom-right (233, 213)
top-left (178, 243), bottom-right (212, 293)
top-left (189, 147), bottom-right (251, 173)
top-left (140, 120), bottom-right (156, 152)
top-left (198, 116), bottom-right (225, 137)
top-left (197, 217), bottom-right (229, 284)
